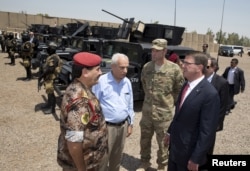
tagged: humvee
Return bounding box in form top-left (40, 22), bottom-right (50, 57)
top-left (54, 39), bottom-right (194, 101)
top-left (53, 10), bottom-right (195, 101)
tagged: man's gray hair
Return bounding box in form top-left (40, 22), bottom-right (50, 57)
top-left (111, 53), bottom-right (129, 65)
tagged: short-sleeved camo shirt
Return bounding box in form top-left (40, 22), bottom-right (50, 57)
top-left (57, 79), bottom-right (108, 170)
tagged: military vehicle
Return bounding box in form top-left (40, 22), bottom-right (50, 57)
top-left (54, 10), bottom-right (195, 101)
top-left (30, 20), bottom-right (91, 71)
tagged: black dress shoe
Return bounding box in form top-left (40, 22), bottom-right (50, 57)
top-left (9, 63), bottom-right (15, 66)
top-left (230, 104), bottom-right (235, 110)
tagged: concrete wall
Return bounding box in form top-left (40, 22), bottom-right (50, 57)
top-left (181, 32), bottom-right (219, 53)
top-left (0, 11), bottom-right (219, 53)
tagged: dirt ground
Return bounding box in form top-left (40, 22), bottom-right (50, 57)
top-left (0, 52), bottom-right (249, 171)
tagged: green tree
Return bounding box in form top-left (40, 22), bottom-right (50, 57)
top-left (216, 30), bottom-right (227, 44)
top-left (227, 33), bottom-right (240, 45)
top-left (206, 28), bottom-right (214, 36)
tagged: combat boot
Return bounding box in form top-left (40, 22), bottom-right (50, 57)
top-left (136, 162), bottom-right (151, 171)
top-left (24, 67), bottom-right (32, 81)
top-left (41, 94), bottom-right (52, 109)
top-left (10, 56), bottom-right (15, 66)
top-left (44, 93), bottom-right (56, 114)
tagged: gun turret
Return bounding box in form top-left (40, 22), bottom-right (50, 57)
top-left (102, 9), bottom-right (134, 24)
top-left (102, 9), bottom-right (145, 40)
top-left (101, 9), bottom-right (184, 45)
top-left (71, 22), bottom-right (91, 37)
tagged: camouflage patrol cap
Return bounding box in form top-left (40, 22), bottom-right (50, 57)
top-left (152, 38), bottom-right (167, 50)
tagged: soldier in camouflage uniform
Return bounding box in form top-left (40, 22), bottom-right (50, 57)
top-left (20, 40), bottom-right (34, 81)
top-left (0, 31), bottom-right (5, 52)
top-left (136, 39), bottom-right (184, 171)
top-left (57, 52), bottom-right (108, 171)
top-left (6, 32), bottom-right (17, 66)
top-left (0, 31), bottom-right (8, 53)
top-left (39, 42), bottom-right (62, 114)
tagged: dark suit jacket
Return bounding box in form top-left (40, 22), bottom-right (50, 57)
top-left (222, 67), bottom-right (245, 94)
top-left (168, 78), bottom-right (220, 167)
top-left (31, 37), bottom-right (39, 51)
top-left (211, 74), bottom-right (229, 131)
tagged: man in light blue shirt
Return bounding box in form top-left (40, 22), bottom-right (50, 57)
top-left (92, 53), bottom-right (135, 171)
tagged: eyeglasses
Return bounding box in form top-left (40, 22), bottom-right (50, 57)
top-left (183, 61), bottom-right (198, 65)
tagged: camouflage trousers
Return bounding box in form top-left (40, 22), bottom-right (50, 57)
top-left (139, 114), bottom-right (171, 166)
top-left (44, 79), bottom-right (54, 94)
top-left (23, 58), bottom-right (31, 67)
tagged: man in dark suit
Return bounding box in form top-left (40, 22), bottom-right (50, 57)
top-left (165, 52), bottom-right (220, 171)
top-left (206, 57), bottom-right (229, 132)
top-left (222, 58), bottom-right (245, 113)
top-left (199, 56), bottom-right (229, 170)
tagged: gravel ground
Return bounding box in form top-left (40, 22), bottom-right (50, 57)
top-left (0, 52), bottom-right (249, 171)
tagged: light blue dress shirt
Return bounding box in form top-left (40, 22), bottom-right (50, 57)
top-left (92, 72), bottom-right (135, 125)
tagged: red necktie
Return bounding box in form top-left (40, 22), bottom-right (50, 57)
top-left (179, 83), bottom-right (189, 108)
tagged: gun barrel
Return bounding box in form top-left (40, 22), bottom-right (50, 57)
top-left (102, 9), bottom-right (130, 23)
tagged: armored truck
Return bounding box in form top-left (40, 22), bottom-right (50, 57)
top-left (53, 10), bottom-right (195, 101)
top-left (54, 39), bottom-right (194, 101)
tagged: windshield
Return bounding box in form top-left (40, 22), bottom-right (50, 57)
top-left (103, 42), bottom-right (141, 63)
top-left (220, 46), bottom-right (233, 50)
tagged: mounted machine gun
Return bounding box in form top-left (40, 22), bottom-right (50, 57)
top-left (101, 9), bottom-right (185, 45)
top-left (101, 9), bottom-right (145, 40)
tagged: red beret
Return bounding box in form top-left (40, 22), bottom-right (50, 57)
top-left (73, 52), bottom-right (102, 67)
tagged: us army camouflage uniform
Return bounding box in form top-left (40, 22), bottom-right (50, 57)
top-left (140, 59), bottom-right (184, 166)
top-left (57, 79), bottom-right (108, 170)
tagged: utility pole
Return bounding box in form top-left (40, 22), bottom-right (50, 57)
top-left (217, 0), bottom-right (226, 64)
top-left (174, 0), bottom-right (177, 26)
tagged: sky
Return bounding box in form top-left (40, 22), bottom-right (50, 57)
top-left (1, 0), bottom-right (249, 37)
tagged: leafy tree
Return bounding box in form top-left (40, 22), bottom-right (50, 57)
top-left (227, 33), bottom-right (240, 45)
top-left (206, 28), bottom-right (214, 37)
top-left (212, 28), bottom-right (250, 46)
top-left (216, 30), bottom-right (227, 44)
